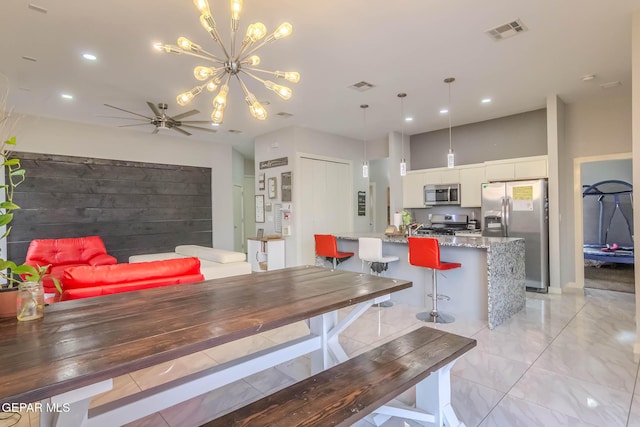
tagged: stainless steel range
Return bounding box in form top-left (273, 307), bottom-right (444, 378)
top-left (415, 214), bottom-right (469, 236)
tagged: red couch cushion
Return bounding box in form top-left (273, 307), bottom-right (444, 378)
top-left (62, 257), bottom-right (202, 290)
top-left (60, 274), bottom-right (205, 301)
top-left (25, 236), bottom-right (114, 266)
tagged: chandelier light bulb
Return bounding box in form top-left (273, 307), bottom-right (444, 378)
top-left (194, 66), bottom-right (217, 80)
top-left (243, 55), bottom-right (260, 66)
top-left (274, 22), bottom-right (293, 39)
top-left (275, 71), bottom-right (300, 83)
top-left (206, 78), bottom-right (220, 91)
top-left (246, 23), bottom-right (267, 42)
top-left (211, 105), bottom-right (224, 123)
top-left (177, 37), bottom-right (202, 52)
top-left (250, 101), bottom-right (267, 120)
top-left (230, 0), bottom-right (243, 22)
top-left (214, 84), bottom-right (229, 108)
top-left (264, 81), bottom-right (292, 100)
top-left (154, 43), bottom-right (182, 54)
top-left (193, 0), bottom-right (211, 16)
top-left (176, 86), bottom-right (204, 106)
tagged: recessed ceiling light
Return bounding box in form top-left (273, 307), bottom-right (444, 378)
top-left (405, 117), bottom-right (413, 122)
top-left (61, 94), bottom-right (73, 99)
top-left (82, 53), bottom-right (97, 61)
top-left (440, 109), bottom-right (448, 114)
top-left (481, 98), bottom-right (492, 104)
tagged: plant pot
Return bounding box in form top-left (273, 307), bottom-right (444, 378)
top-left (16, 281), bottom-right (44, 321)
top-left (0, 287), bottom-right (18, 318)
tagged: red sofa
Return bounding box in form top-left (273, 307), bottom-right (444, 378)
top-left (60, 257), bottom-right (204, 301)
top-left (24, 236), bottom-right (118, 294)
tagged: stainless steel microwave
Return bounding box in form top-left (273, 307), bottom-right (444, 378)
top-left (424, 183), bottom-right (461, 206)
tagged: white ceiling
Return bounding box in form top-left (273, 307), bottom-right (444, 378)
top-left (1, 0), bottom-right (639, 159)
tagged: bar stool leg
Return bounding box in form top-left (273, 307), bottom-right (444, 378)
top-left (416, 269), bottom-right (454, 323)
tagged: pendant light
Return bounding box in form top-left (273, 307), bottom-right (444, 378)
top-left (445, 77), bottom-right (455, 168)
top-left (398, 93), bottom-right (407, 176)
top-left (361, 104), bottom-right (369, 178)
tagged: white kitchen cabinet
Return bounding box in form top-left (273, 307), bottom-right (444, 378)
top-left (439, 169), bottom-right (460, 184)
top-left (423, 170), bottom-right (442, 185)
top-left (485, 155), bottom-right (548, 181)
top-left (247, 238), bottom-right (285, 272)
top-left (459, 165), bottom-right (486, 207)
top-left (514, 157), bottom-right (547, 179)
top-left (402, 171), bottom-right (426, 208)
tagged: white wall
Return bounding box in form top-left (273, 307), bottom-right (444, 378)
top-left (11, 115), bottom-right (235, 249)
top-left (560, 92), bottom-right (632, 287)
top-left (254, 126), bottom-right (370, 267)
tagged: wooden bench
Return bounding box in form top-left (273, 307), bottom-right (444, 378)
top-left (202, 326), bottom-right (476, 427)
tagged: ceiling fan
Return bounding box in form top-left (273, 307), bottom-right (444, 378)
top-left (103, 102), bottom-right (217, 136)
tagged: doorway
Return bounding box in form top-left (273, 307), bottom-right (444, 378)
top-left (232, 184), bottom-right (244, 252)
top-left (573, 153), bottom-right (633, 292)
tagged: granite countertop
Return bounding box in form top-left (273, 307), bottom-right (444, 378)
top-left (335, 232), bottom-right (523, 249)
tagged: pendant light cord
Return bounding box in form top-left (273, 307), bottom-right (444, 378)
top-left (448, 82), bottom-right (452, 152)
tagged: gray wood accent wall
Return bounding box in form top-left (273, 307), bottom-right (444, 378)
top-left (7, 152), bottom-right (212, 264)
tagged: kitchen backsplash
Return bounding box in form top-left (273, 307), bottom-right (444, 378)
top-left (410, 206), bottom-right (481, 228)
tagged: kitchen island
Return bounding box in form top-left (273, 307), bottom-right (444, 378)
top-left (332, 233), bottom-right (525, 329)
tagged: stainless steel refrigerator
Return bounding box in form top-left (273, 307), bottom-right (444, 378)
top-left (481, 179), bottom-right (549, 291)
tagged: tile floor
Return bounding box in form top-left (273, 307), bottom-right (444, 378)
top-left (4, 287), bottom-right (640, 427)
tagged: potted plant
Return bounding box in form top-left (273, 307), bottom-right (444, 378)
top-left (0, 137), bottom-right (61, 319)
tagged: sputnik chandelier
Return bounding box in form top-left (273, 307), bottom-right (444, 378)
top-left (154, 0), bottom-right (300, 124)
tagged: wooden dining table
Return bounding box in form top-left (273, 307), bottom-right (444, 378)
top-left (0, 265), bottom-right (411, 427)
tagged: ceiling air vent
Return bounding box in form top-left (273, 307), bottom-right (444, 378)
top-left (348, 81), bottom-right (375, 92)
top-left (276, 112), bottom-right (293, 118)
top-left (228, 129), bottom-right (242, 134)
top-left (485, 19), bottom-right (527, 41)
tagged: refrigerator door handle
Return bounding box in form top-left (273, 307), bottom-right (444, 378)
top-left (505, 196), bottom-right (510, 231)
top-left (500, 197), bottom-right (506, 233)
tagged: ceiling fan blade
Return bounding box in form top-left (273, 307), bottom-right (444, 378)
top-left (171, 109), bottom-right (200, 120)
top-left (181, 124), bottom-right (217, 133)
top-left (104, 104), bottom-right (152, 119)
top-left (146, 102), bottom-right (161, 117)
top-left (96, 115), bottom-right (148, 121)
top-left (181, 120), bottom-right (216, 124)
top-left (172, 126), bottom-right (192, 136)
top-left (118, 123), bottom-right (151, 128)
top-left (152, 128), bottom-right (160, 134)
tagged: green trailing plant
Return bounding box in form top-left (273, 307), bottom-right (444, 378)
top-left (0, 137), bottom-right (61, 293)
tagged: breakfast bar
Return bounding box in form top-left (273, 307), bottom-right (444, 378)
top-left (333, 233), bottom-right (525, 329)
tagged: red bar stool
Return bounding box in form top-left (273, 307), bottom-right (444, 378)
top-left (408, 237), bottom-right (461, 324)
top-left (314, 234), bottom-right (354, 269)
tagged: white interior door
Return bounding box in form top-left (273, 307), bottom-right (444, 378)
top-left (299, 157), bottom-right (351, 265)
top-left (232, 184), bottom-right (244, 252)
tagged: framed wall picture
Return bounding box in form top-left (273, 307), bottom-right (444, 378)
top-left (268, 177), bottom-right (277, 199)
top-left (255, 195), bottom-right (265, 223)
top-left (258, 173), bottom-right (265, 191)
top-left (281, 171), bottom-right (292, 202)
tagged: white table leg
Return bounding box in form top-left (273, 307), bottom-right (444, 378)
top-left (415, 361), bottom-right (465, 427)
top-left (309, 311), bottom-right (339, 373)
top-left (39, 379), bottom-right (113, 427)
